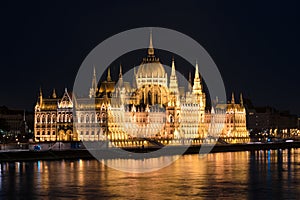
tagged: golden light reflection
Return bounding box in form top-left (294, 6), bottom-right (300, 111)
top-left (0, 151), bottom-right (300, 199)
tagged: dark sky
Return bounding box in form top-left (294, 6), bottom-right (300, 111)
top-left (1, 0), bottom-right (299, 115)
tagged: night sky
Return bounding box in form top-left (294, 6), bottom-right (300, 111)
top-left (1, 1), bottom-right (299, 115)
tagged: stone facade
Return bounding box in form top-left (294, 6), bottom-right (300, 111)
top-left (34, 35), bottom-right (249, 144)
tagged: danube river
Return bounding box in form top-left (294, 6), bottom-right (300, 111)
top-left (0, 149), bottom-right (300, 199)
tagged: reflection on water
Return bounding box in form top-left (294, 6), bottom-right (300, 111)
top-left (0, 149), bottom-right (300, 199)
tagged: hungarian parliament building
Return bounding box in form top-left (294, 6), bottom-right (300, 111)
top-left (34, 35), bottom-right (250, 145)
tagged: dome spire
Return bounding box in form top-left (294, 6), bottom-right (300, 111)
top-left (148, 29), bottom-right (154, 56)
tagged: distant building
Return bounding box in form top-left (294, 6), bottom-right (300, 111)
top-left (247, 106), bottom-right (298, 139)
top-left (0, 106), bottom-right (33, 142)
top-left (247, 107), bottom-right (298, 130)
top-left (34, 34), bottom-right (249, 144)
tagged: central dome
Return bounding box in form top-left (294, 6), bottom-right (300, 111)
top-left (136, 31), bottom-right (168, 88)
top-left (137, 58), bottom-right (166, 78)
top-left (136, 31), bottom-right (166, 78)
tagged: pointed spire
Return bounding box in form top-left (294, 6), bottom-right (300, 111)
top-left (195, 60), bottom-right (199, 79)
top-left (118, 64), bottom-right (123, 88)
top-left (240, 93), bottom-right (243, 106)
top-left (149, 29), bottom-right (153, 48)
top-left (169, 57), bottom-right (179, 103)
top-left (171, 57), bottom-right (176, 77)
top-left (52, 88), bottom-right (57, 98)
top-left (231, 92), bottom-right (235, 104)
top-left (188, 72), bottom-right (192, 92)
top-left (107, 67), bottom-right (111, 82)
top-left (119, 63), bottom-right (123, 79)
top-left (148, 29), bottom-right (154, 56)
top-left (39, 87), bottom-right (43, 97)
top-left (92, 66), bottom-right (97, 89)
top-left (192, 60), bottom-right (202, 96)
top-left (89, 67), bottom-right (98, 98)
top-left (39, 87), bottom-right (43, 105)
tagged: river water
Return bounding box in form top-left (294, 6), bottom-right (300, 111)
top-left (0, 149), bottom-right (300, 199)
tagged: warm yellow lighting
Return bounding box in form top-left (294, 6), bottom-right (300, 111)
top-left (34, 36), bottom-right (249, 144)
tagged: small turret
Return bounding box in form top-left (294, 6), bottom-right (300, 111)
top-left (39, 87), bottom-right (43, 106)
top-left (188, 72), bottom-right (192, 92)
top-left (240, 93), bottom-right (243, 106)
top-left (89, 66), bottom-right (98, 98)
top-left (107, 67), bottom-right (111, 82)
top-left (231, 92), bottom-right (235, 104)
top-left (52, 88), bottom-right (57, 98)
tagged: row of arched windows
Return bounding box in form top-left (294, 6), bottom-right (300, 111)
top-left (78, 113), bottom-right (106, 123)
top-left (36, 113), bottom-right (73, 123)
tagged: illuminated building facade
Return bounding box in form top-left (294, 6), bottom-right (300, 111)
top-left (34, 35), bottom-right (249, 144)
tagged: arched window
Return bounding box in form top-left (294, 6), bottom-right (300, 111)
top-left (86, 115), bottom-right (90, 123)
top-left (52, 114), bottom-right (56, 123)
top-left (169, 115), bottom-right (174, 123)
top-left (47, 114), bottom-right (51, 123)
top-left (148, 91), bottom-right (152, 104)
top-left (141, 92), bottom-right (145, 104)
top-left (101, 113), bottom-right (106, 123)
top-left (42, 115), bottom-right (45, 123)
top-left (80, 115), bottom-right (84, 123)
top-left (65, 114), bottom-right (68, 123)
top-left (97, 114), bottom-right (101, 122)
top-left (91, 114), bottom-right (95, 123)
